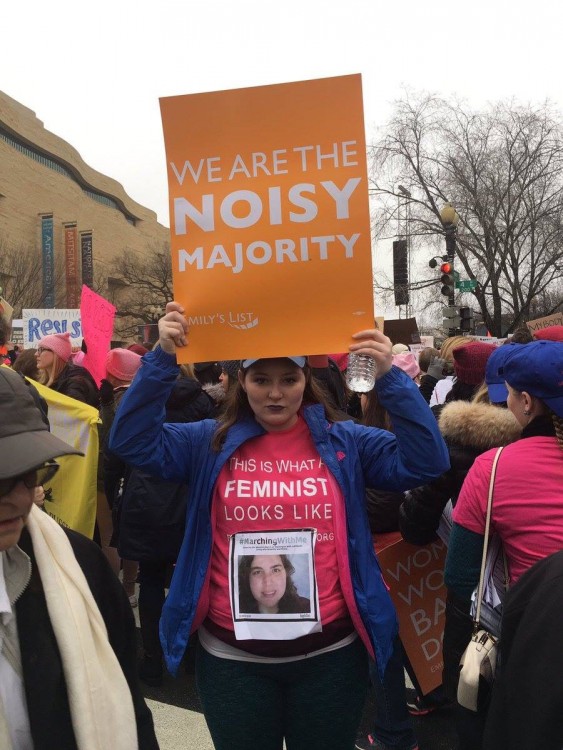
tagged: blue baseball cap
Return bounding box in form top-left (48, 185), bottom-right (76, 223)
top-left (242, 357), bottom-right (306, 369)
top-left (503, 340), bottom-right (563, 417)
top-left (485, 344), bottom-right (520, 403)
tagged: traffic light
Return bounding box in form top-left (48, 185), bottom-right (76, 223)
top-left (428, 254), bottom-right (448, 270)
top-left (440, 261), bottom-right (455, 296)
top-left (460, 307), bottom-right (475, 333)
top-left (443, 305), bottom-right (461, 331)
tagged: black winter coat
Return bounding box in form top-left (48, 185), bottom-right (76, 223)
top-left (483, 550), bottom-right (563, 750)
top-left (52, 363), bottom-right (99, 408)
top-left (114, 376), bottom-right (215, 561)
top-left (16, 527), bottom-right (158, 750)
top-left (399, 400), bottom-right (521, 545)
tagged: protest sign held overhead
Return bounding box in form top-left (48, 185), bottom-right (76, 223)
top-left (526, 312), bottom-right (563, 333)
top-left (160, 74), bottom-right (374, 362)
top-left (80, 285), bottom-right (116, 387)
top-left (22, 308), bottom-right (82, 349)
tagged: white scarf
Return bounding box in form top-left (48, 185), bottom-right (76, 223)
top-left (26, 505), bottom-right (138, 750)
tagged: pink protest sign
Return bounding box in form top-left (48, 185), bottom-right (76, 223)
top-left (80, 285), bottom-right (116, 387)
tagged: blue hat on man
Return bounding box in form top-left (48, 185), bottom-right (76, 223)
top-left (503, 340), bottom-right (563, 417)
top-left (485, 344), bottom-right (520, 403)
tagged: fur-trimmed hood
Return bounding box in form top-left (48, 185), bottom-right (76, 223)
top-left (202, 381), bottom-right (226, 404)
top-left (438, 400), bottom-right (521, 451)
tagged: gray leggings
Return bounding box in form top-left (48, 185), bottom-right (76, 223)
top-left (195, 637), bottom-right (369, 750)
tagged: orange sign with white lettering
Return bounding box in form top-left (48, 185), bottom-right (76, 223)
top-left (160, 74), bottom-right (374, 362)
top-left (376, 533), bottom-right (446, 695)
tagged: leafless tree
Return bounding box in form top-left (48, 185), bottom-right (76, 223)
top-left (108, 242), bottom-right (173, 338)
top-left (0, 237), bottom-right (65, 317)
top-left (371, 94), bottom-right (563, 335)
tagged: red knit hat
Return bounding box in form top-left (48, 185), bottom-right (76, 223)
top-left (127, 343), bottom-right (149, 356)
top-left (106, 348), bottom-right (142, 382)
top-left (328, 353), bottom-right (349, 372)
top-left (453, 341), bottom-right (495, 385)
top-left (37, 332), bottom-right (72, 363)
top-left (533, 326), bottom-right (563, 342)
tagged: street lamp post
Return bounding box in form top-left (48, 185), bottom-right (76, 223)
top-left (439, 202), bottom-right (460, 335)
top-left (145, 304), bottom-right (163, 345)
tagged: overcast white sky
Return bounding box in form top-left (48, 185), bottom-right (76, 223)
top-left (3, 0), bottom-right (562, 228)
top-left (3, 0), bottom-right (563, 324)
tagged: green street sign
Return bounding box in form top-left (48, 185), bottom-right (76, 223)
top-left (455, 279), bottom-right (477, 291)
top-left (453, 270), bottom-right (460, 281)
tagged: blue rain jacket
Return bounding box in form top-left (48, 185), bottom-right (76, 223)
top-left (109, 348), bottom-right (449, 677)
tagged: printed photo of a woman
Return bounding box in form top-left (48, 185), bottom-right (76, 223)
top-left (238, 554), bottom-right (311, 615)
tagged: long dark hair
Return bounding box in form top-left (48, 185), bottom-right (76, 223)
top-left (211, 361), bottom-right (342, 451)
top-left (361, 389), bottom-right (393, 432)
top-left (238, 554), bottom-right (299, 613)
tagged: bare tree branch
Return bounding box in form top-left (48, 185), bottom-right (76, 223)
top-left (371, 94), bottom-right (563, 335)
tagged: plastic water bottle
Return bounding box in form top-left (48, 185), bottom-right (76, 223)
top-left (346, 353), bottom-right (377, 393)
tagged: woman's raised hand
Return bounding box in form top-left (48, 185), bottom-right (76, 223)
top-left (350, 329), bottom-right (393, 379)
top-left (158, 302), bottom-right (189, 355)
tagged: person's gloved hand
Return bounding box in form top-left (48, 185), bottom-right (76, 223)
top-left (99, 378), bottom-right (114, 405)
top-left (399, 494), bottom-right (440, 546)
top-left (427, 356), bottom-right (447, 380)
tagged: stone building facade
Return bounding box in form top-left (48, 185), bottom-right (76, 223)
top-left (0, 89), bottom-right (168, 314)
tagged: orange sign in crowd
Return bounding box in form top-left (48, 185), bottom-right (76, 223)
top-left (160, 74), bottom-right (374, 363)
top-left (376, 533), bottom-right (447, 695)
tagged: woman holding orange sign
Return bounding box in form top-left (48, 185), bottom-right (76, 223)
top-left (109, 301), bottom-right (448, 750)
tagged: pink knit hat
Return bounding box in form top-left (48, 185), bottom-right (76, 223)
top-left (38, 332), bottom-right (72, 363)
top-left (533, 326), bottom-right (563, 342)
top-left (392, 352), bottom-right (421, 380)
top-left (106, 348), bottom-right (142, 382)
top-left (453, 341), bottom-right (495, 385)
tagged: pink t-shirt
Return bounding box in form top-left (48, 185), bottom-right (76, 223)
top-left (208, 415), bottom-right (349, 633)
top-left (453, 437), bottom-right (563, 583)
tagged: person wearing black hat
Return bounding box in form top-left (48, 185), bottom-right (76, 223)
top-left (0, 367), bottom-right (158, 750)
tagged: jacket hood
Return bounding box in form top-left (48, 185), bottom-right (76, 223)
top-left (438, 400), bottom-right (521, 451)
top-left (202, 382), bottom-right (226, 404)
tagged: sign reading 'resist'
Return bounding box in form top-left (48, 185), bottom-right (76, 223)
top-left (22, 309), bottom-right (82, 350)
top-left (160, 74), bottom-right (374, 363)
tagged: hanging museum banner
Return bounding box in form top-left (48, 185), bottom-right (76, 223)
top-left (160, 74), bottom-right (374, 362)
top-left (41, 214), bottom-right (55, 308)
top-left (81, 232), bottom-right (94, 289)
top-left (64, 224), bottom-right (80, 308)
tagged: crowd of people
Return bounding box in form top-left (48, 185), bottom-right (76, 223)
top-left (0, 307), bottom-right (562, 750)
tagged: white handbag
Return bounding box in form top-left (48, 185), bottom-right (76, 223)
top-left (457, 446), bottom-right (505, 712)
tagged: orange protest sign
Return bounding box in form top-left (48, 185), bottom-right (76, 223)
top-left (376, 533), bottom-right (446, 695)
top-left (160, 74), bottom-right (374, 363)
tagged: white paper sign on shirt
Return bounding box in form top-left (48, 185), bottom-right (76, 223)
top-left (230, 529), bottom-right (321, 640)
